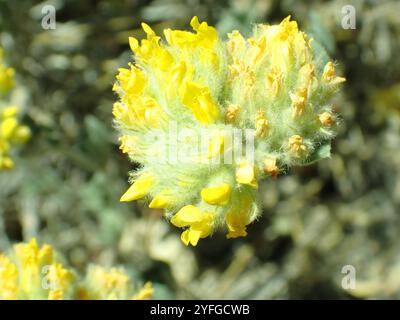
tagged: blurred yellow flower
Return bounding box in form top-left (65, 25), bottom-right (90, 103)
top-left (0, 48), bottom-right (30, 170)
top-left (0, 49), bottom-right (14, 94)
top-left (0, 239), bottom-right (153, 300)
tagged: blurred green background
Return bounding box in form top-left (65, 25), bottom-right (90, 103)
top-left (1, 0), bottom-right (400, 299)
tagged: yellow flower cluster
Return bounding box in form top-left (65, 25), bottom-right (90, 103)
top-left (0, 106), bottom-right (31, 169)
top-left (113, 16), bottom-right (345, 246)
top-left (0, 239), bottom-right (153, 300)
top-left (0, 49), bottom-right (14, 95)
top-left (0, 49), bottom-right (30, 170)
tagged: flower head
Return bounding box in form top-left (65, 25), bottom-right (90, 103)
top-left (113, 16), bottom-right (345, 246)
top-left (3, 239), bottom-right (74, 300)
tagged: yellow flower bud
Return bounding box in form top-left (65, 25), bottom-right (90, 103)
top-left (225, 104), bottom-right (240, 122)
top-left (288, 135), bottom-right (307, 156)
top-left (263, 158), bottom-right (279, 177)
top-left (318, 112), bottom-right (334, 126)
top-left (322, 61), bottom-right (346, 85)
top-left (255, 111), bottom-right (269, 138)
top-left (290, 87), bottom-right (308, 117)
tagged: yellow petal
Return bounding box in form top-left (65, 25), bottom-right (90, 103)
top-left (38, 244), bottom-right (54, 265)
top-left (181, 81), bottom-right (202, 107)
top-left (181, 81), bottom-right (220, 124)
top-left (322, 61), bottom-right (346, 85)
top-left (143, 97), bottom-right (164, 127)
top-left (170, 205), bottom-right (202, 227)
top-left (191, 212), bottom-right (214, 236)
top-left (132, 282), bottom-right (153, 300)
top-left (141, 23), bottom-right (155, 37)
top-left (164, 29), bottom-right (196, 47)
top-left (180, 229), bottom-right (191, 246)
top-left (129, 37), bottom-right (139, 52)
top-left (167, 61), bottom-right (187, 96)
top-left (1, 106), bottom-right (18, 118)
top-left (250, 36), bottom-right (266, 64)
top-left (1, 118), bottom-right (18, 139)
top-left (188, 229), bottom-right (202, 246)
top-left (208, 132), bottom-right (224, 159)
top-left (225, 194), bottom-right (252, 239)
top-left (201, 184), bottom-right (231, 205)
top-left (236, 161), bottom-right (258, 188)
top-left (226, 227), bottom-right (247, 239)
top-left (189, 16), bottom-right (218, 49)
top-left (227, 30), bottom-right (246, 55)
top-left (200, 49), bottom-right (218, 67)
top-left (149, 190), bottom-right (174, 209)
top-left (120, 174), bottom-right (154, 202)
top-left (115, 64), bottom-right (146, 94)
top-left (266, 67), bottom-right (283, 98)
top-left (190, 16), bottom-right (200, 29)
top-left (48, 289), bottom-right (64, 300)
